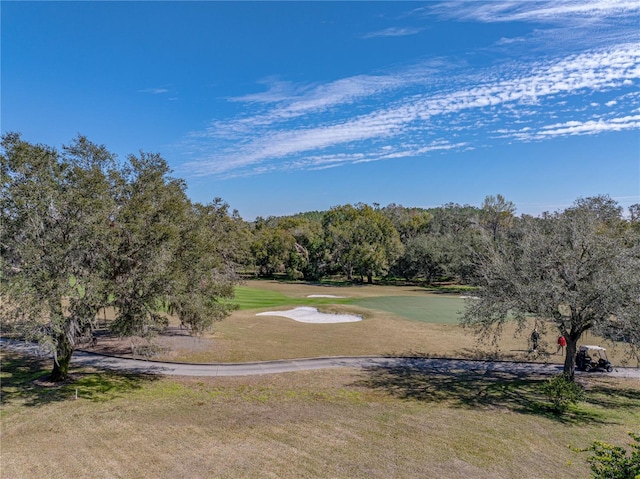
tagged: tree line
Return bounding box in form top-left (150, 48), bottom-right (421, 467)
top-left (249, 197), bottom-right (513, 284)
top-left (2, 133), bottom-right (639, 380)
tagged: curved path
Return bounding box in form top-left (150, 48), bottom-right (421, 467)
top-left (2, 338), bottom-right (639, 378)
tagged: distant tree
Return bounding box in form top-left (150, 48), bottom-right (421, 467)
top-left (425, 203), bottom-right (482, 282)
top-left (287, 217), bottom-right (327, 280)
top-left (428, 202), bottom-right (479, 236)
top-left (464, 196), bottom-right (640, 380)
top-left (380, 203), bottom-right (431, 243)
top-left (1, 134), bottom-right (241, 381)
top-left (629, 203), bottom-right (640, 223)
top-left (392, 234), bottom-right (446, 283)
top-left (248, 215), bottom-right (329, 280)
top-left (250, 225), bottom-right (296, 277)
top-left (323, 203), bottom-right (403, 283)
top-left (479, 194), bottom-right (516, 241)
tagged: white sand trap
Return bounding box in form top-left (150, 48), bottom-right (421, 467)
top-left (256, 306), bottom-right (362, 323)
top-left (306, 294), bottom-right (347, 298)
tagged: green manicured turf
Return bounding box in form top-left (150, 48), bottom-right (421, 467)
top-left (233, 286), bottom-right (350, 310)
top-left (349, 295), bottom-right (464, 324)
top-left (234, 286), bottom-right (464, 324)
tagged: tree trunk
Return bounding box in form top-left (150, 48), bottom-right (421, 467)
top-left (564, 336), bottom-right (578, 381)
top-left (50, 333), bottom-right (74, 382)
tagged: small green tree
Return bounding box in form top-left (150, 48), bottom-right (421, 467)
top-left (540, 373), bottom-right (584, 413)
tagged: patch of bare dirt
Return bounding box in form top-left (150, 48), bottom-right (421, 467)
top-left (80, 327), bottom-right (216, 362)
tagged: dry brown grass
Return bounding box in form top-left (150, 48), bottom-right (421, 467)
top-left (2, 351), bottom-right (639, 479)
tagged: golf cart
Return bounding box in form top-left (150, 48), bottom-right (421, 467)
top-left (576, 345), bottom-right (613, 373)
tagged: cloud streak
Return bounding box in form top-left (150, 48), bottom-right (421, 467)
top-left (426, 0), bottom-right (640, 24)
top-left (360, 27), bottom-right (423, 39)
top-left (139, 87), bottom-right (169, 95)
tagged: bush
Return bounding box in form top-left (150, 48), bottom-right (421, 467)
top-left (586, 433), bottom-right (640, 479)
top-left (540, 373), bottom-right (584, 413)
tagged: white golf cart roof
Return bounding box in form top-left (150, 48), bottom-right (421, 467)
top-left (579, 345), bottom-right (606, 351)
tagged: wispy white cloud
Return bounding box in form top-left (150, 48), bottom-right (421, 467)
top-left (425, 0), bottom-right (640, 52)
top-left (139, 87), bottom-right (169, 95)
top-left (360, 26), bottom-right (423, 39)
top-left (536, 115), bottom-right (640, 137)
top-left (180, 42), bottom-right (640, 177)
top-left (495, 114), bottom-right (640, 140)
top-left (210, 64), bottom-right (449, 134)
top-left (427, 0), bottom-right (640, 24)
top-left (496, 36), bottom-right (526, 45)
top-left (176, 1), bottom-right (640, 179)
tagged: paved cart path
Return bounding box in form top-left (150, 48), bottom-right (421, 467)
top-left (2, 338), bottom-right (639, 378)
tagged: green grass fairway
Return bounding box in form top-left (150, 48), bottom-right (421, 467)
top-left (235, 285), bottom-right (464, 324)
top-left (233, 286), bottom-right (351, 310)
top-left (352, 295), bottom-right (464, 324)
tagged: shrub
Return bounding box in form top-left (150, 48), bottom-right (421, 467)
top-left (540, 373), bottom-right (584, 413)
top-left (586, 433), bottom-right (640, 479)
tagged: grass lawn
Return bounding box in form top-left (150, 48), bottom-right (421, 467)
top-left (350, 295), bottom-right (464, 324)
top-left (2, 350), bottom-right (639, 479)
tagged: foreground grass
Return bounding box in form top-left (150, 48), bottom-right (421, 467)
top-left (2, 350), bottom-right (639, 479)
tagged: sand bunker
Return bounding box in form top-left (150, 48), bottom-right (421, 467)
top-left (256, 306), bottom-right (362, 323)
top-left (306, 294), bottom-right (347, 298)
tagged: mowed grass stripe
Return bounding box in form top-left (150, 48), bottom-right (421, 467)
top-left (233, 286), bottom-right (351, 310)
top-left (348, 295), bottom-right (463, 324)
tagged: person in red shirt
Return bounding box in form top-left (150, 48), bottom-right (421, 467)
top-left (557, 335), bottom-right (567, 355)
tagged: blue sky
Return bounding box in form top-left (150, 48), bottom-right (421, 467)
top-left (3, 1), bottom-right (639, 220)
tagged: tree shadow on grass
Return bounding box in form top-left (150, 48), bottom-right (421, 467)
top-left (579, 379), bottom-right (640, 412)
top-left (353, 358), bottom-right (624, 425)
top-left (1, 350), bottom-right (157, 408)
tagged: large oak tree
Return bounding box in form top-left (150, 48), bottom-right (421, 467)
top-left (1, 134), bottom-right (241, 380)
top-left (463, 196), bottom-right (640, 379)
